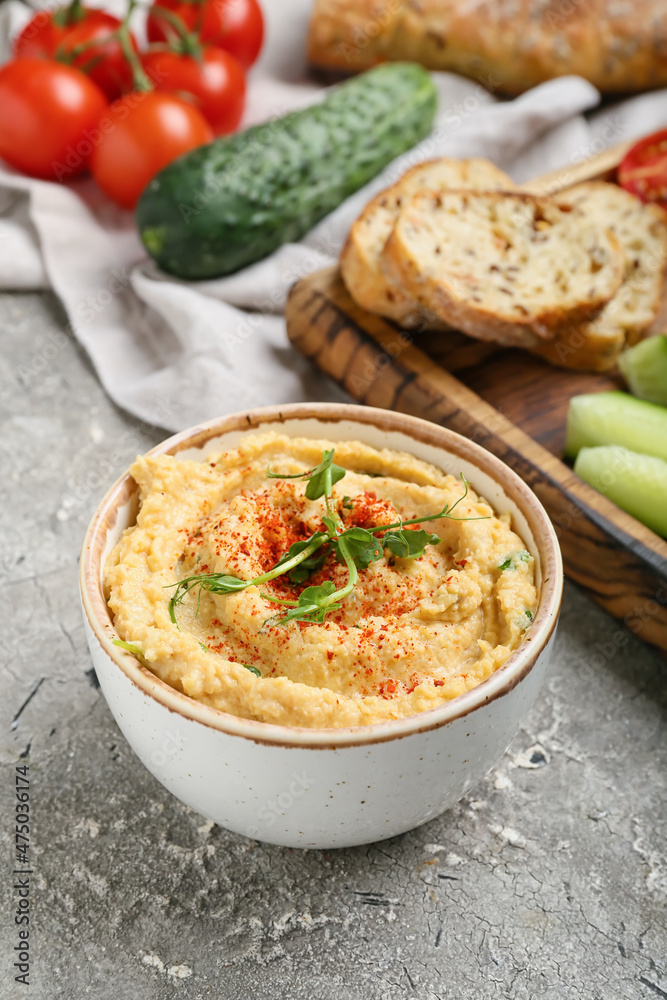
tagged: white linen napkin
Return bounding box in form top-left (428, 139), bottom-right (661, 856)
top-left (2, 0), bottom-right (666, 431)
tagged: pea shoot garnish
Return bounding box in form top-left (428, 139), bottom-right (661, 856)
top-left (113, 639), bottom-right (144, 658)
top-left (166, 450), bottom-right (489, 628)
top-left (498, 550), bottom-right (531, 571)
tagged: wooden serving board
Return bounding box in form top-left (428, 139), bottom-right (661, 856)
top-left (285, 143), bottom-right (667, 653)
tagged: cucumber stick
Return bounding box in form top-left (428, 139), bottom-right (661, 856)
top-left (618, 334), bottom-right (667, 406)
top-left (565, 391), bottom-right (667, 462)
top-left (574, 445), bottom-right (667, 537)
top-left (137, 63), bottom-right (438, 280)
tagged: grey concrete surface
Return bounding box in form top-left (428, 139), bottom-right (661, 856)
top-left (1, 290), bottom-right (666, 1000)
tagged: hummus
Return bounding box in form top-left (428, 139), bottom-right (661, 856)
top-left (105, 432), bottom-right (537, 728)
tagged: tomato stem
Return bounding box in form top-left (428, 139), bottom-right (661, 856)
top-left (150, 6), bottom-right (204, 61)
top-left (53, 0), bottom-right (87, 28)
top-left (119, 0), bottom-right (153, 92)
top-left (52, 0), bottom-right (152, 92)
top-left (192, 0), bottom-right (206, 35)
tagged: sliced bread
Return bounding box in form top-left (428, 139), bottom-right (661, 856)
top-left (340, 157), bottom-right (514, 328)
top-left (383, 190), bottom-right (626, 349)
top-left (532, 182), bottom-right (667, 371)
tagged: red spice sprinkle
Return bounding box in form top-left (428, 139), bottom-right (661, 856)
top-left (173, 478), bottom-right (460, 663)
top-left (378, 678), bottom-right (398, 698)
top-left (344, 492), bottom-right (397, 532)
top-left (433, 679), bottom-right (445, 687)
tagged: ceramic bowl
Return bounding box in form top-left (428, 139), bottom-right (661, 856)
top-left (79, 403), bottom-right (563, 849)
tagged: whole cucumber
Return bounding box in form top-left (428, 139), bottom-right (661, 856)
top-left (136, 63), bottom-right (437, 280)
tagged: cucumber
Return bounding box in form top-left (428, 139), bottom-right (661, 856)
top-left (136, 63), bottom-right (438, 280)
top-left (574, 445), bottom-right (667, 537)
top-left (618, 334), bottom-right (667, 406)
top-left (564, 391), bottom-right (667, 462)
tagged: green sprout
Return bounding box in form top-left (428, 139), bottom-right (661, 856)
top-left (166, 453), bottom-right (489, 628)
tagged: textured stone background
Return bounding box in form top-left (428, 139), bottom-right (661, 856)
top-left (1, 292), bottom-right (665, 999)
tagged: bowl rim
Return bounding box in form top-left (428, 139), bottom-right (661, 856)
top-left (80, 402), bottom-right (563, 749)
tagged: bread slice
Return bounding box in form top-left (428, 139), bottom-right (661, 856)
top-left (532, 182), bottom-right (667, 371)
top-left (383, 190), bottom-right (626, 349)
top-left (340, 158), bottom-right (514, 329)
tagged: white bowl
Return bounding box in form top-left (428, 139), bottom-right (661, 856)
top-left (80, 403), bottom-right (562, 849)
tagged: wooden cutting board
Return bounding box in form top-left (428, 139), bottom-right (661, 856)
top-left (285, 144), bottom-right (667, 653)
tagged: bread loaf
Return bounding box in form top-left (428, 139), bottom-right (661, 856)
top-left (308, 0), bottom-right (667, 97)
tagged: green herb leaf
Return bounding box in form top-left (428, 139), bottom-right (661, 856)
top-left (267, 534), bottom-right (360, 626)
top-left (273, 532), bottom-right (329, 584)
top-left (304, 449), bottom-right (347, 501)
top-left (383, 527), bottom-right (441, 560)
top-left (293, 580), bottom-right (337, 603)
top-left (266, 449), bottom-right (347, 500)
top-left (288, 552), bottom-right (329, 584)
top-left (265, 467), bottom-right (310, 481)
top-left (199, 642), bottom-right (208, 653)
top-left (367, 476), bottom-right (489, 538)
top-left (242, 663), bottom-right (261, 677)
top-left (113, 639), bottom-right (144, 658)
top-left (498, 550), bottom-right (531, 571)
top-left (273, 532), bottom-right (331, 584)
top-left (332, 526), bottom-right (383, 569)
top-left (293, 553), bottom-right (329, 584)
top-left (167, 571), bottom-right (248, 624)
top-left (197, 574), bottom-right (249, 593)
top-left (267, 581), bottom-right (343, 625)
top-left (513, 609), bottom-right (534, 630)
top-left (273, 534), bottom-right (326, 567)
top-left (167, 531), bottom-right (330, 625)
top-left (322, 514), bottom-right (340, 538)
top-left (169, 461), bottom-right (489, 631)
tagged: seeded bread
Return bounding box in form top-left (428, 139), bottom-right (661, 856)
top-left (383, 190), bottom-right (626, 349)
top-left (307, 0), bottom-right (667, 97)
top-left (341, 157), bottom-right (514, 329)
top-left (532, 182), bottom-right (667, 371)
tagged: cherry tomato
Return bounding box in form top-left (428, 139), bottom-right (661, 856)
top-left (142, 47), bottom-right (245, 135)
top-left (147, 0), bottom-right (264, 69)
top-left (14, 4), bottom-right (138, 100)
top-left (0, 58), bottom-right (108, 181)
top-left (58, 11), bottom-right (138, 100)
top-left (618, 131), bottom-right (667, 210)
top-left (12, 7), bottom-right (70, 60)
top-left (89, 91), bottom-right (213, 210)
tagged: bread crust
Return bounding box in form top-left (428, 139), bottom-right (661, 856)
top-left (307, 0), bottom-right (667, 96)
top-left (340, 157), bottom-right (513, 328)
top-left (531, 182), bottom-right (667, 370)
top-left (531, 326), bottom-right (626, 372)
top-left (384, 190), bottom-right (625, 349)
